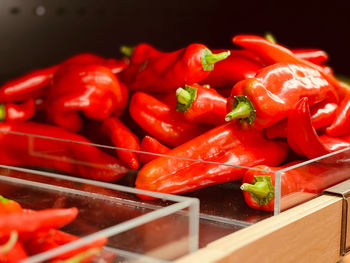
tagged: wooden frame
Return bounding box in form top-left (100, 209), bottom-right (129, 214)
top-left (176, 195), bottom-right (343, 263)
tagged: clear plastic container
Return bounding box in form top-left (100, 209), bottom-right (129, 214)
top-left (0, 165), bottom-right (199, 262)
top-left (1, 128), bottom-right (350, 261)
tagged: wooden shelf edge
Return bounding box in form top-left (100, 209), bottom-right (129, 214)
top-left (175, 195), bottom-right (343, 263)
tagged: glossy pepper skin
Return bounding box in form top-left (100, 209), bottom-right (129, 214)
top-left (139, 135), bottom-right (170, 165)
top-left (100, 117), bottom-right (141, 170)
top-left (326, 94), bottom-right (350, 137)
top-left (0, 208), bottom-right (78, 238)
top-left (129, 92), bottom-right (209, 147)
top-left (0, 99), bottom-right (35, 122)
top-left (241, 161), bottom-right (350, 211)
top-left (135, 121), bottom-right (288, 198)
top-left (287, 97), bottom-right (350, 159)
top-left (176, 83), bottom-right (227, 125)
top-left (232, 34), bottom-right (350, 100)
top-left (225, 63), bottom-right (338, 129)
top-left (120, 43), bottom-right (230, 92)
top-left (46, 63), bottom-right (127, 132)
top-left (0, 53), bottom-right (127, 104)
top-left (0, 121), bottom-right (128, 182)
top-left (264, 100), bottom-right (338, 139)
top-left (200, 50), bottom-right (263, 87)
top-left (292, 49), bottom-right (329, 65)
top-left (0, 65), bottom-right (59, 102)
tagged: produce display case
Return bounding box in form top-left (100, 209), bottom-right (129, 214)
top-left (1, 129), bottom-right (350, 262)
top-left (2, 0), bottom-right (350, 262)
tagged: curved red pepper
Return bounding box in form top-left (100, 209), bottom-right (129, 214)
top-left (0, 99), bottom-right (35, 122)
top-left (46, 64), bottom-right (127, 132)
top-left (292, 48), bottom-right (329, 65)
top-left (264, 100), bottom-right (338, 139)
top-left (225, 63), bottom-right (338, 129)
top-left (326, 93), bottom-right (350, 137)
top-left (129, 92), bottom-right (209, 147)
top-left (120, 44), bottom-right (230, 92)
top-left (0, 121), bottom-right (128, 182)
top-left (0, 208), bottom-right (78, 237)
top-left (241, 161), bottom-right (350, 211)
top-left (135, 121), bottom-right (288, 198)
top-left (120, 43), bottom-right (164, 64)
top-left (0, 65), bottom-right (59, 102)
top-left (200, 50), bottom-right (263, 87)
top-left (287, 97), bottom-right (350, 159)
top-left (139, 135), bottom-right (170, 165)
top-left (232, 34), bottom-right (350, 100)
top-left (176, 83), bottom-right (227, 125)
top-left (0, 53), bottom-right (127, 104)
top-left (100, 117), bottom-right (140, 170)
top-left (62, 52), bottom-right (128, 74)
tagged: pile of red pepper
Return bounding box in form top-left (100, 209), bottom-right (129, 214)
top-left (0, 195), bottom-right (107, 262)
top-left (1, 33), bottom-right (350, 216)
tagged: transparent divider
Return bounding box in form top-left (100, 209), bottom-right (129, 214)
top-left (5, 127), bottom-right (347, 254)
top-left (274, 147), bottom-right (350, 213)
top-left (0, 165), bottom-right (199, 262)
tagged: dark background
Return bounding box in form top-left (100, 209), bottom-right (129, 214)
top-left (1, 0), bottom-right (350, 81)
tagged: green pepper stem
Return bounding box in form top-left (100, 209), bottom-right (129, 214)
top-left (225, 101), bottom-right (252, 121)
top-left (0, 231), bottom-right (18, 253)
top-left (0, 195), bottom-right (10, 204)
top-left (0, 103), bottom-right (5, 122)
top-left (205, 51), bottom-right (230, 64)
top-left (241, 182), bottom-right (270, 199)
top-left (264, 32), bottom-right (277, 43)
top-left (176, 88), bottom-right (191, 106)
top-left (201, 49), bottom-right (230, 71)
top-left (63, 248), bottom-right (101, 263)
top-left (120, 45), bottom-right (135, 57)
top-left (240, 175), bottom-right (275, 205)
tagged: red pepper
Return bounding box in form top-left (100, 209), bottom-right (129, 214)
top-left (135, 121), bottom-right (288, 198)
top-left (326, 93), bottom-right (350, 137)
top-left (0, 196), bottom-right (22, 215)
top-left (287, 97), bottom-right (350, 159)
top-left (129, 92), bottom-right (209, 147)
top-left (0, 53), bottom-right (127, 104)
top-left (120, 44), bottom-right (230, 92)
top-left (23, 229), bottom-right (107, 260)
top-left (0, 65), bottom-right (59, 102)
top-left (241, 161), bottom-right (350, 211)
top-left (200, 50), bottom-right (263, 87)
top-left (264, 100), bottom-right (338, 139)
top-left (225, 63), bottom-right (338, 129)
top-left (120, 43), bottom-right (164, 64)
top-left (62, 52), bottom-right (128, 74)
top-left (0, 99), bottom-right (35, 122)
top-left (0, 121), bottom-right (128, 182)
top-left (292, 48), bottom-right (329, 65)
top-left (100, 117), bottom-right (140, 170)
top-left (139, 135), bottom-right (170, 165)
top-left (46, 64), bottom-right (127, 132)
top-left (232, 34), bottom-right (350, 100)
top-left (0, 208), bottom-right (78, 238)
top-left (0, 234), bottom-right (28, 263)
top-left (176, 83), bottom-right (227, 125)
